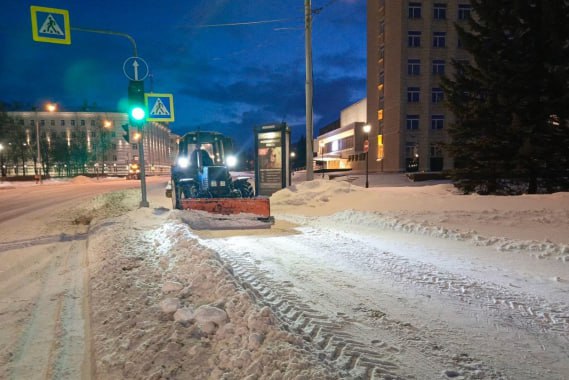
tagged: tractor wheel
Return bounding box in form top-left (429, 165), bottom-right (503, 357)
top-left (235, 180), bottom-right (254, 198)
top-left (172, 183), bottom-right (182, 210)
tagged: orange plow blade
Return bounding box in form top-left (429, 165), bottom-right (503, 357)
top-left (179, 198), bottom-right (274, 230)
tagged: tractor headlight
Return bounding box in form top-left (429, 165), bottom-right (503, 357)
top-left (226, 155), bottom-right (237, 168)
top-left (210, 180), bottom-right (217, 187)
top-left (177, 157), bottom-right (189, 168)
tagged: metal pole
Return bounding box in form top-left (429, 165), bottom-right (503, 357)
top-left (35, 113), bottom-right (42, 184)
top-left (305, 0), bottom-right (314, 181)
top-left (366, 148), bottom-right (369, 188)
top-left (138, 125), bottom-right (149, 207)
top-left (71, 27), bottom-right (138, 57)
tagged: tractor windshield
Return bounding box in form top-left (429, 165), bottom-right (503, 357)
top-left (187, 143), bottom-right (215, 166)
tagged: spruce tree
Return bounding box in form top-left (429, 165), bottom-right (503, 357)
top-left (442, 0), bottom-right (569, 194)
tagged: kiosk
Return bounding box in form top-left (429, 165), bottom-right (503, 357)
top-left (254, 123), bottom-right (291, 196)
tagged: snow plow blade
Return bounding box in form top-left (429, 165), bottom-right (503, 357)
top-left (179, 198), bottom-right (274, 230)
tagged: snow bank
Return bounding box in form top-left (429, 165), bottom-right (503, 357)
top-left (86, 195), bottom-right (337, 379)
top-left (271, 178), bottom-right (569, 261)
top-left (271, 178), bottom-right (362, 207)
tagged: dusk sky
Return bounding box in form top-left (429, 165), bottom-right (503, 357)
top-left (0, 0), bottom-right (366, 148)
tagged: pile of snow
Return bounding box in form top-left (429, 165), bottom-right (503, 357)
top-left (271, 177), bottom-right (569, 261)
top-left (176, 209), bottom-right (273, 230)
top-left (87, 200), bottom-right (337, 379)
top-left (271, 179), bottom-right (362, 207)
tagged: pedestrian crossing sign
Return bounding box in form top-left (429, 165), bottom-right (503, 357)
top-left (145, 93), bottom-right (175, 122)
top-left (30, 6), bottom-right (71, 45)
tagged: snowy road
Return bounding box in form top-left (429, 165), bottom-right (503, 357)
top-left (198, 217), bottom-right (569, 379)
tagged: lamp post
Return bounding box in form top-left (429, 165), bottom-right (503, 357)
top-left (363, 124), bottom-right (371, 188)
top-left (0, 143), bottom-right (4, 180)
top-left (36, 102), bottom-right (57, 184)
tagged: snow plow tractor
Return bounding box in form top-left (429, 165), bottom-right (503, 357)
top-left (168, 131), bottom-right (274, 229)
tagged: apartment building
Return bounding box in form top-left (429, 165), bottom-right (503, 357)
top-left (5, 111), bottom-right (174, 177)
top-left (367, 0), bottom-right (472, 172)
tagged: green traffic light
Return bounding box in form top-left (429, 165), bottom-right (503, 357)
top-left (131, 106), bottom-right (146, 121)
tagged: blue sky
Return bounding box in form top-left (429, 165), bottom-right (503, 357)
top-left (0, 0), bottom-right (366, 148)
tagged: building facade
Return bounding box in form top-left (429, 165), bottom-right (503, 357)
top-left (367, 0), bottom-right (472, 172)
top-left (316, 98), bottom-right (368, 170)
top-left (5, 111), bottom-right (174, 177)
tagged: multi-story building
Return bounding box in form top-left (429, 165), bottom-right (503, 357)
top-left (5, 111), bottom-right (174, 177)
top-left (367, 0), bottom-right (472, 172)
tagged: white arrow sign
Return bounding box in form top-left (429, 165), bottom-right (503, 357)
top-left (133, 60), bottom-right (139, 80)
top-left (123, 57), bottom-right (149, 81)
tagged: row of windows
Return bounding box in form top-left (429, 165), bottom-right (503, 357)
top-left (406, 115), bottom-right (445, 130)
top-left (348, 153), bottom-right (367, 162)
top-left (25, 119), bottom-right (114, 127)
top-left (408, 59), bottom-right (449, 75)
top-left (407, 87), bottom-right (445, 103)
top-left (408, 31), bottom-right (454, 48)
top-left (322, 136), bottom-right (354, 154)
top-left (40, 131), bottom-right (118, 138)
top-left (409, 3), bottom-right (471, 20)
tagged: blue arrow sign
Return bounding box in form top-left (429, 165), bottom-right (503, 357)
top-left (145, 93), bottom-right (175, 122)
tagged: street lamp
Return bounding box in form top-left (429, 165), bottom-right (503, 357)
top-left (363, 124), bottom-right (371, 188)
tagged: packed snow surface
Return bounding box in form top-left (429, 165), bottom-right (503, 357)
top-left (2, 172), bottom-right (568, 379)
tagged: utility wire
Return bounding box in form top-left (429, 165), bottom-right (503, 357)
top-left (192, 18), bottom-right (301, 28)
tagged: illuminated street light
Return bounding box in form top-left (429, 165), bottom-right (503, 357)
top-left (363, 124), bottom-right (371, 188)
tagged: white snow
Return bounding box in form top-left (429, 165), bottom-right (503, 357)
top-left (3, 171), bottom-right (568, 378)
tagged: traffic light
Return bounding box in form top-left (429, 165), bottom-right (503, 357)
top-left (128, 80), bottom-right (146, 125)
top-left (121, 124), bottom-right (130, 143)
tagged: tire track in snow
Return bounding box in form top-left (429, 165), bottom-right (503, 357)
top-left (199, 222), bottom-right (569, 379)
top-left (221, 252), bottom-right (408, 380)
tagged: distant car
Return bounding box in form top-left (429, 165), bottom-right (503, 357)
top-left (126, 163), bottom-right (140, 180)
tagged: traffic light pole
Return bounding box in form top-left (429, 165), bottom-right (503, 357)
top-left (137, 125), bottom-right (149, 207)
top-left (71, 26), bottom-right (149, 207)
top-left (72, 27), bottom-right (138, 56)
